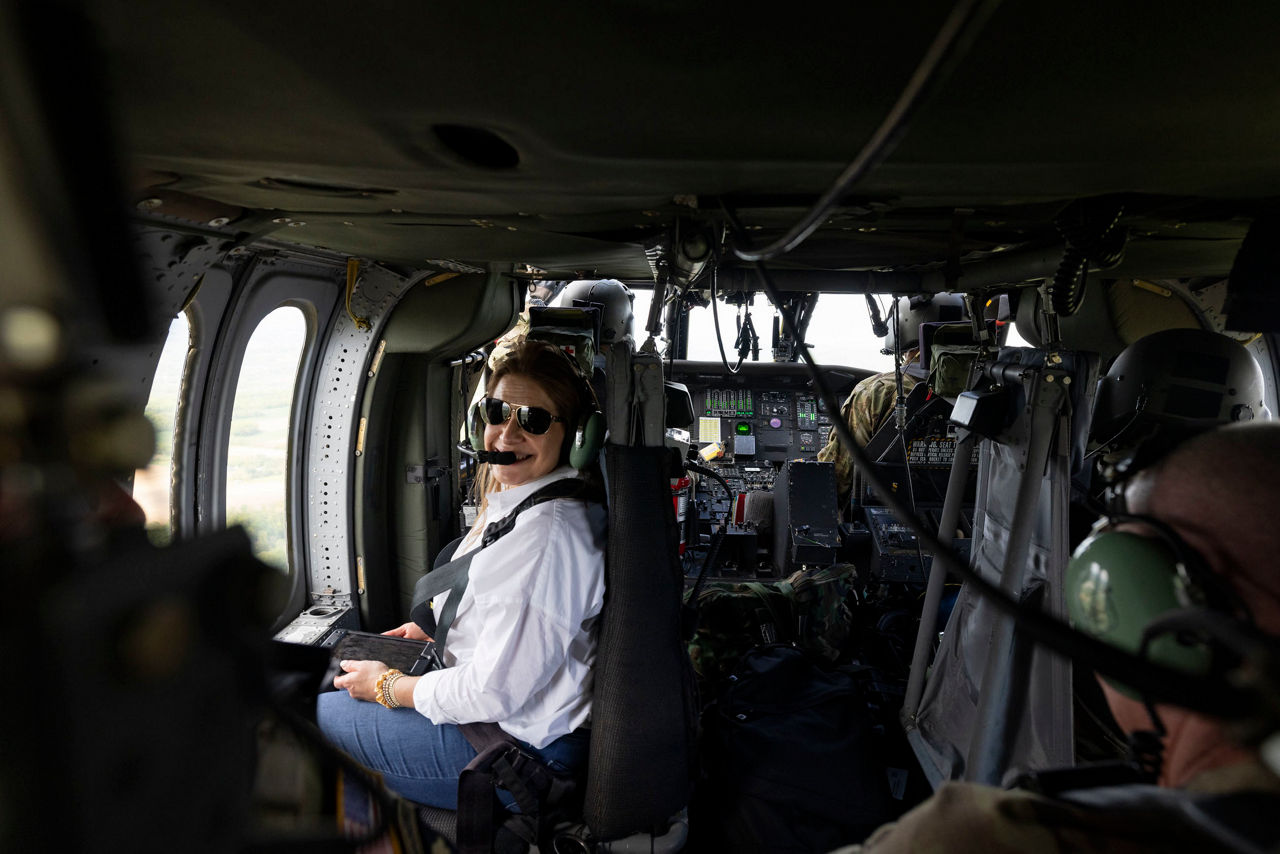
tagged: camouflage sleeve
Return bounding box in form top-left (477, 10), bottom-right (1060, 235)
top-left (817, 371), bottom-right (909, 499)
top-left (833, 781), bottom-right (1196, 854)
top-left (850, 784), bottom-right (1072, 853)
top-left (486, 312), bottom-right (531, 371)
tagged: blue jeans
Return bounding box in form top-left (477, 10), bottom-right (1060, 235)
top-left (316, 691), bottom-right (589, 809)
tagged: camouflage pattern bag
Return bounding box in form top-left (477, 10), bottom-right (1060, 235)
top-left (927, 344), bottom-right (980, 398)
top-left (686, 563), bottom-right (857, 693)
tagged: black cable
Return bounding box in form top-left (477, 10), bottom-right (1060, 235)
top-left (891, 297), bottom-right (906, 410)
top-left (731, 0), bottom-right (1004, 263)
top-left (1083, 386), bottom-right (1150, 467)
top-left (709, 264), bottom-right (745, 374)
top-left (888, 299), bottom-right (931, 575)
top-left (684, 460), bottom-right (735, 605)
top-left (866, 293), bottom-right (889, 338)
top-left (897, 433), bottom-right (930, 579)
top-left (1048, 199), bottom-right (1126, 317)
top-left (720, 205), bottom-right (1263, 722)
top-left (737, 309), bottom-right (759, 362)
top-left (664, 285), bottom-right (687, 370)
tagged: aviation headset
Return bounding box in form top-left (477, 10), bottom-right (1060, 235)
top-left (1065, 511), bottom-right (1254, 698)
top-left (466, 343), bottom-right (604, 471)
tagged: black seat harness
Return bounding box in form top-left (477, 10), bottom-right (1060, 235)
top-left (408, 478), bottom-right (594, 854)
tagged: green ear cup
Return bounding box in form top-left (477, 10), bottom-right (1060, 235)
top-left (1065, 529), bottom-right (1214, 697)
top-left (467, 400), bottom-right (486, 452)
top-left (569, 410), bottom-right (605, 470)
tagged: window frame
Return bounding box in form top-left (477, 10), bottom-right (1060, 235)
top-left (179, 257), bottom-right (339, 623)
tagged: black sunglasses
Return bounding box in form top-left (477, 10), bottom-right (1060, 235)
top-left (478, 396), bottom-right (566, 435)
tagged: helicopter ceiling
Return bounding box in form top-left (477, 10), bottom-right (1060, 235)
top-left (77, 1), bottom-right (1280, 287)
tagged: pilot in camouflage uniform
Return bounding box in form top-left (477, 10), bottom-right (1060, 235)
top-left (816, 347), bottom-right (920, 503)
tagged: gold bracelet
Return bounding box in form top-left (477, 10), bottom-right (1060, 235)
top-left (373, 668), bottom-right (404, 709)
top-left (385, 670), bottom-right (404, 708)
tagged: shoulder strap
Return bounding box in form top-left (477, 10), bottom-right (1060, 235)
top-left (409, 478), bottom-right (593, 650)
top-left (478, 477), bottom-right (591, 547)
top-left (409, 552), bottom-right (478, 650)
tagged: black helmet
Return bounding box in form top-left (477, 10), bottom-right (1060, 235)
top-left (1091, 328), bottom-right (1267, 480)
top-left (884, 293), bottom-right (968, 352)
top-left (558, 279), bottom-right (635, 345)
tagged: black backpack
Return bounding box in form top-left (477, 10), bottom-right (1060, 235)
top-left (690, 644), bottom-right (895, 853)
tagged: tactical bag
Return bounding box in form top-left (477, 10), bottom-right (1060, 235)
top-left (685, 563), bottom-right (857, 696)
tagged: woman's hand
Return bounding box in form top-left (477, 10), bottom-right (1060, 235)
top-left (333, 659), bottom-right (388, 702)
top-left (383, 621), bottom-right (432, 641)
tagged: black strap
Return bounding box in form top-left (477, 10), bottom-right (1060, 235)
top-left (478, 478), bottom-right (590, 547)
top-left (414, 537), bottom-right (465, 637)
top-left (409, 553), bottom-right (477, 651)
top-left (434, 535), bottom-right (464, 570)
top-left (455, 722), bottom-right (568, 854)
top-left (410, 478), bottom-right (592, 653)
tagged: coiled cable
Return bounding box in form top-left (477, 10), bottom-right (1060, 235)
top-left (1049, 199), bottom-right (1127, 316)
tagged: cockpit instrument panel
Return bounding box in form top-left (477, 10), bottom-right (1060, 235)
top-left (679, 361), bottom-right (861, 464)
top-left (670, 360), bottom-right (868, 578)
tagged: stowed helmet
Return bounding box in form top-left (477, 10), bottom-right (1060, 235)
top-left (558, 279), bottom-right (635, 345)
top-left (1091, 328), bottom-right (1267, 481)
top-left (884, 293), bottom-right (968, 352)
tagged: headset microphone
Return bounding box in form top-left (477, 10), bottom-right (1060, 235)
top-left (457, 443), bottom-right (518, 465)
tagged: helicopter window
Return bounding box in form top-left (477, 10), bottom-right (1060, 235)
top-left (632, 289), bottom-right (1037, 368)
top-left (133, 310), bottom-right (191, 546)
top-left (631, 288), bottom-right (898, 369)
top-left (804, 294), bottom-right (895, 369)
top-left (226, 306), bottom-right (306, 573)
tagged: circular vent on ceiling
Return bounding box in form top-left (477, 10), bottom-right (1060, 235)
top-left (432, 124), bottom-right (520, 170)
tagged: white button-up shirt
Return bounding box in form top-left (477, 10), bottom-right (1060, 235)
top-left (412, 466), bottom-right (607, 748)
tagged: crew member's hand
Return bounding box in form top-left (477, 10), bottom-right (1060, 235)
top-left (333, 659), bottom-right (388, 701)
top-left (383, 621), bottom-right (432, 641)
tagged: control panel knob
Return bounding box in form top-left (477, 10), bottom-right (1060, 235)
top-left (769, 417), bottom-right (782, 429)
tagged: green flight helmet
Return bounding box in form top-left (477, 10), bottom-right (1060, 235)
top-left (1065, 527), bottom-right (1214, 697)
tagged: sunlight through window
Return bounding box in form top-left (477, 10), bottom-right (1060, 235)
top-left (226, 307), bottom-right (306, 572)
top-left (134, 312), bottom-right (190, 546)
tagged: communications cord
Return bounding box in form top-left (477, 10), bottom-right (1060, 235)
top-left (720, 200), bottom-right (1268, 722)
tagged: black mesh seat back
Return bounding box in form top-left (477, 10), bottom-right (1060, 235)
top-left (417, 805), bottom-right (457, 843)
top-left (584, 445), bottom-right (695, 838)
